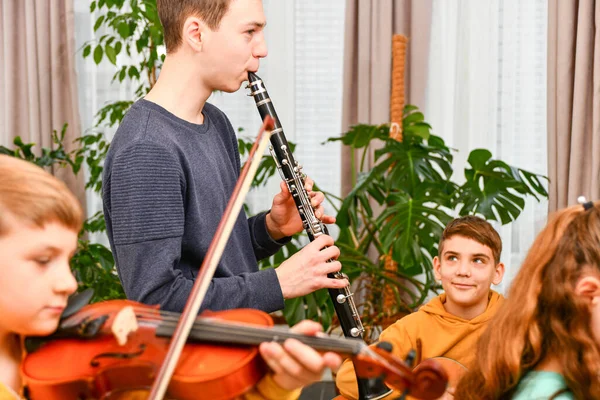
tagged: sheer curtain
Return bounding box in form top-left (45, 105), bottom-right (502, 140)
top-left (74, 1), bottom-right (345, 244)
top-left (73, 1), bottom-right (138, 244)
top-left (426, 0), bottom-right (549, 292)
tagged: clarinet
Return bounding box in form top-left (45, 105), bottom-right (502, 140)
top-left (247, 72), bottom-right (393, 400)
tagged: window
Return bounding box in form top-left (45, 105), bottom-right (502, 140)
top-left (426, 0), bottom-right (548, 292)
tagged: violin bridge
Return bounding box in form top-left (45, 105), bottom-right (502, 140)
top-left (112, 306), bottom-right (138, 346)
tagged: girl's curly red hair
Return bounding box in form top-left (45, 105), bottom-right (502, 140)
top-left (455, 201), bottom-right (600, 399)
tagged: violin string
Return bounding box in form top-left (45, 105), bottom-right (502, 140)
top-left (100, 305), bottom-right (360, 354)
top-left (133, 314), bottom-right (359, 354)
top-left (184, 323), bottom-right (360, 354)
top-left (76, 305), bottom-right (416, 387)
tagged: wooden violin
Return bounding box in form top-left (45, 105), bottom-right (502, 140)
top-left (22, 300), bottom-right (449, 400)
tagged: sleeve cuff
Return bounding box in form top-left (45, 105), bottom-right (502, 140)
top-left (249, 211), bottom-right (292, 252)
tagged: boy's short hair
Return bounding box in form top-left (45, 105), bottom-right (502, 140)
top-left (156, 0), bottom-right (233, 53)
top-left (0, 155), bottom-right (83, 236)
top-left (438, 216), bottom-right (502, 264)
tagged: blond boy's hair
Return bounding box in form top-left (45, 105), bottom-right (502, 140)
top-left (0, 155), bottom-right (83, 235)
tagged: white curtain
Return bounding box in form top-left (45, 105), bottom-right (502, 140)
top-left (73, 1), bottom-right (138, 244)
top-left (425, 0), bottom-right (549, 293)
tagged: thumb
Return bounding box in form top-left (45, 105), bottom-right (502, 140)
top-left (289, 319), bottom-right (324, 336)
top-left (271, 182), bottom-right (291, 207)
top-left (276, 181), bottom-right (291, 200)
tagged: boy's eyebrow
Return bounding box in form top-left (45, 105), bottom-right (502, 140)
top-left (244, 21), bottom-right (266, 28)
top-left (471, 253), bottom-right (491, 259)
top-left (39, 245), bottom-right (61, 252)
top-left (26, 245), bottom-right (60, 256)
top-left (442, 250), bottom-right (491, 259)
top-left (34, 244), bottom-right (74, 254)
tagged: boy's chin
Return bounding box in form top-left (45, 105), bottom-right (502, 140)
top-left (446, 286), bottom-right (487, 304)
top-left (25, 320), bottom-right (60, 337)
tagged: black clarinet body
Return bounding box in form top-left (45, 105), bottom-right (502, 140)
top-left (247, 72), bottom-right (392, 400)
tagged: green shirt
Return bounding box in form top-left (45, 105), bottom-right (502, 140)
top-left (512, 371), bottom-right (574, 400)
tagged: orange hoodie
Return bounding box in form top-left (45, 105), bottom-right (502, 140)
top-left (335, 290), bottom-right (504, 400)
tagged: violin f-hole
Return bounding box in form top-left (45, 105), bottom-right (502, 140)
top-left (90, 344), bottom-right (147, 367)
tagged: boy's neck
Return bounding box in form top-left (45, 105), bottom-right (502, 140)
top-left (443, 293), bottom-right (490, 320)
top-left (144, 53), bottom-right (213, 125)
top-left (0, 331), bottom-right (22, 393)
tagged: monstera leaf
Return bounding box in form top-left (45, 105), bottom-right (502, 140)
top-left (459, 149), bottom-right (548, 224)
top-left (377, 135), bottom-right (454, 192)
top-left (377, 192), bottom-right (454, 275)
top-left (328, 124), bottom-right (390, 148)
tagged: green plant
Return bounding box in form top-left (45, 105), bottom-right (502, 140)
top-left (85, 0), bottom-right (164, 128)
top-left (324, 106), bottom-right (548, 340)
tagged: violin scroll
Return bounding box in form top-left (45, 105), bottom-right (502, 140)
top-left (353, 346), bottom-right (448, 400)
top-left (409, 358), bottom-right (449, 400)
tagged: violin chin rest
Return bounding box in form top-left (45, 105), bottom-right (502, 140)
top-left (62, 288), bottom-right (95, 319)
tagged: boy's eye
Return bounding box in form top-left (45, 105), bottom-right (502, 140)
top-left (473, 258), bottom-right (485, 264)
top-left (447, 255), bottom-right (458, 261)
top-left (246, 29), bottom-right (255, 35)
top-left (35, 257), bottom-right (51, 265)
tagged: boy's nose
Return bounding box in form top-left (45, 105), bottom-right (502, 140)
top-left (456, 261), bottom-right (471, 276)
top-left (54, 263), bottom-right (78, 296)
top-left (253, 35), bottom-right (268, 58)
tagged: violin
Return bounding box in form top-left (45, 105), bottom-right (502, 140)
top-left (22, 300), bottom-right (449, 400)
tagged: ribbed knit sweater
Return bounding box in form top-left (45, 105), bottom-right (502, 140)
top-left (102, 99), bottom-right (286, 313)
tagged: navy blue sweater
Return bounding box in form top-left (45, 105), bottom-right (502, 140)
top-left (102, 99), bottom-right (286, 313)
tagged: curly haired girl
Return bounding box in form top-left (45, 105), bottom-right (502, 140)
top-left (455, 200), bottom-right (600, 399)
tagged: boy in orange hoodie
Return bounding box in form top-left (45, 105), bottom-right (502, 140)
top-left (335, 216), bottom-right (506, 399)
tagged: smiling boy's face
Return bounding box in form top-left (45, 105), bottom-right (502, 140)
top-left (0, 212), bottom-right (78, 336)
top-left (433, 235), bottom-right (504, 319)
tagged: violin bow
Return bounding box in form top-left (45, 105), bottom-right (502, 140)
top-left (148, 116), bottom-right (275, 400)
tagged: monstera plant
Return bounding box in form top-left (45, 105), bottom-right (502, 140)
top-left (275, 106), bottom-right (548, 340)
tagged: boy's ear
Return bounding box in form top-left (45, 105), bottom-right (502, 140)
top-left (433, 256), bottom-right (442, 281)
top-left (575, 276), bottom-right (600, 303)
top-left (182, 16), bottom-right (205, 51)
top-left (492, 262), bottom-right (505, 286)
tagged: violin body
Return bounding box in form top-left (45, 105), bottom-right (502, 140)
top-left (22, 300), bottom-right (271, 400)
